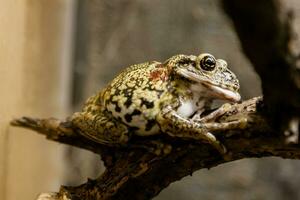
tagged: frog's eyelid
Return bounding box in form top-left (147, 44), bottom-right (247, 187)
top-left (177, 58), bottom-right (196, 66)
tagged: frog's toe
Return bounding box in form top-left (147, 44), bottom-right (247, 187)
top-left (211, 140), bottom-right (232, 161)
top-left (153, 142), bottom-right (172, 156)
top-left (222, 103), bottom-right (232, 112)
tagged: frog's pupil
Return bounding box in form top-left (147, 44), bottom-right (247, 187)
top-left (200, 56), bottom-right (216, 71)
top-left (206, 58), bottom-right (213, 65)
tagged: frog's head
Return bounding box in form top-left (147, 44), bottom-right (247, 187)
top-left (168, 53), bottom-right (240, 102)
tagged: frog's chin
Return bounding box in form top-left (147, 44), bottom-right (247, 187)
top-left (203, 83), bottom-right (241, 102)
top-left (177, 68), bottom-right (241, 102)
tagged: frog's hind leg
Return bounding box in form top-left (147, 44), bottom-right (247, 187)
top-left (70, 111), bottom-right (130, 145)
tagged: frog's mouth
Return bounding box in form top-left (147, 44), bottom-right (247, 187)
top-left (201, 82), bottom-right (241, 102)
top-left (177, 68), bottom-right (241, 102)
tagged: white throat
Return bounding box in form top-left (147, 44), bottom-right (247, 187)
top-left (177, 100), bottom-right (197, 118)
top-left (176, 83), bottom-right (212, 118)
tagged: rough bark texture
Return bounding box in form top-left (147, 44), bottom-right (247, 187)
top-left (9, 0), bottom-right (300, 199)
top-left (10, 97), bottom-right (299, 200)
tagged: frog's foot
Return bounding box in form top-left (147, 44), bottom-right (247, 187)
top-left (193, 103), bottom-right (232, 123)
top-left (203, 117), bottom-right (248, 132)
top-left (158, 109), bottom-right (233, 159)
top-left (192, 130), bottom-right (231, 160)
top-left (203, 131), bottom-right (228, 155)
top-left (209, 118), bottom-right (248, 158)
top-left (151, 141), bottom-right (172, 155)
top-left (200, 118), bottom-right (247, 161)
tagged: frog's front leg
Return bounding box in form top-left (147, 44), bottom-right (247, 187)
top-left (192, 103), bottom-right (248, 131)
top-left (157, 107), bottom-right (227, 155)
top-left (192, 103), bottom-right (232, 123)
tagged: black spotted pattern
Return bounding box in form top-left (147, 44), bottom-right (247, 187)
top-left (124, 109), bottom-right (142, 123)
top-left (141, 98), bottom-right (154, 109)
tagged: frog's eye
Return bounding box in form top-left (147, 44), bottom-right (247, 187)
top-left (200, 56), bottom-right (216, 71)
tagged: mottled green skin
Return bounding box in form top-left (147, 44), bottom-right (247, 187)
top-left (71, 53), bottom-right (241, 153)
top-left (103, 61), bottom-right (173, 135)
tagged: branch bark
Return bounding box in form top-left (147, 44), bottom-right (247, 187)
top-left (10, 97), bottom-right (300, 200)
top-left (9, 1), bottom-right (300, 199)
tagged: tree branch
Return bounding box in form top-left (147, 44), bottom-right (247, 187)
top-left (10, 97), bottom-right (300, 200)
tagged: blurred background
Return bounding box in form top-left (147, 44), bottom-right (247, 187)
top-left (1, 0), bottom-right (300, 200)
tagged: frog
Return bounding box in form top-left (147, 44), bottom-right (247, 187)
top-left (70, 53), bottom-right (245, 155)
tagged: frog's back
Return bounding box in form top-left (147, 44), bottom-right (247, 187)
top-left (102, 61), bottom-right (172, 135)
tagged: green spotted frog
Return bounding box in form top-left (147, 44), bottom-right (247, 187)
top-left (71, 53), bottom-right (244, 155)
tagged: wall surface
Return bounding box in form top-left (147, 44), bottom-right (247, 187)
top-left (0, 0), bottom-right (75, 199)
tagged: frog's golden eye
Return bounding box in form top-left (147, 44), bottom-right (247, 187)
top-left (200, 56), bottom-right (216, 71)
